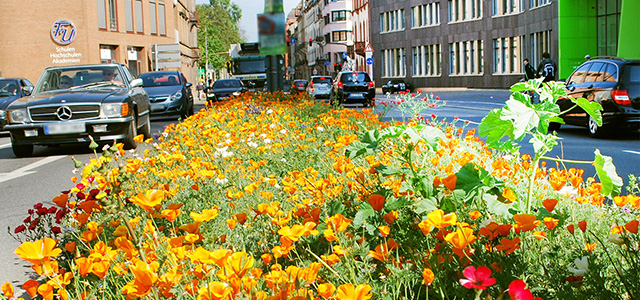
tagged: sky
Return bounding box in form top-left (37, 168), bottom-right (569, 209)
top-left (196, 0), bottom-right (301, 42)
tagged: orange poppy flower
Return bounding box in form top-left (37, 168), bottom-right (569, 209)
top-left (317, 283), bottom-right (336, 298)
top-left (542, 198), bottom-right (558, 212)
top-left (442, 174), bottom-right (457, 190)
top-left (513, 214), bottom-right (540, 233)
top-left (543, 217), bottom-right (559, 230)
top-left (326, 214), bottom-right (352, 232)
top-left (379, 225), bottom-right (390, 237)
top-left (469, 210), bottom-right (481, 220)
top-left (422, 268), bottom-right (435, 286)
top-left (22, 279), bottom-right (39, 298)
top-left (495, 237), bottom-right (521, 255)
top-left (336, 283), bottom-right (372, 300)
top-left (1, 282), bottom-right (14, 299)
top-left (625, 220), bottom-right (639, 234)
top-left (445, 227), bottom-right (476, 249)
top-left (502, 188), bottom-right (517, 203)
top-left (567, 224), bottom-right (575, 234)
top-left (130, 189), bottom-right (164, 211)
top-left (584, 243), bottom-right (597, 251)
top-left (383, 210), bottom-right (398, 225)
top-left (578, 220), bottom-right (587, 232)
top-left (367, 194), bottom-right (385, 211)
top-left (426, 209), bottom-right (457, 229)
top-left (37, 282), bottom-right (54, 300)
top-left (52, 194), bottom-right (69, 208)
top-left (532, 230), bottom-right (547, 240)
top-left (190, 208), bottom-right (219, 223)
top-left (15, 238), bottom-right (62, 265)
top-left (197, 282), bottom-right (229, 300)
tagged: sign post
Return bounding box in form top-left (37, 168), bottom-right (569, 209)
top-left (364, 43), bottom-right (374, 77)
top-left (259, 0), bottom-right (285, 92)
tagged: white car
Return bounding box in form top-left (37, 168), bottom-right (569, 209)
top-left (307, 76), bottom-right (332, 99)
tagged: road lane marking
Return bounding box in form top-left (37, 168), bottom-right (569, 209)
top-left (0, 155), bottom-right (67, 183)
top-left (622, 150), bottom-right (640, 155)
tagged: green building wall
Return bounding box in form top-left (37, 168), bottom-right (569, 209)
top-left (557, 0), bottom-right (598, 80)
top-left (617, 0), bottom-right (640, 59)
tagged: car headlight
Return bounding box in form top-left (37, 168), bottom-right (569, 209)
top-left (232, 91), bottom-right (241, 96)
top-left (102, 103), bottom-right (129, 118)
top-left (0, 109), bottom-right (5, 120)
top-left (171, 91), bottom-right (183, 101)
top-left (8, 109), bottom-right (28, 123)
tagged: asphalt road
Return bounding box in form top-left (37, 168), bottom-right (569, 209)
top-left (0, 90), bottom-right (638, 297)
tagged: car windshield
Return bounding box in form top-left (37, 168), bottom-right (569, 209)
top-left (213, 80), bottom-right (242, 88)
top-left (0, 79), bottom-right (19, 96)
top-left (34, 66), bottom-right (125, 94)
top-left (139, 73), bottom-right (181, 87)
top-left (340, 72), bottom-right (371, 82)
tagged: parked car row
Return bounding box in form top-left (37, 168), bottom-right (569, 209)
top-left (0, 63), bottom-right (204, 157)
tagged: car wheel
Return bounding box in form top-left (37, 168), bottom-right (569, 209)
top-left (12, 143), bottom-right (34, 157)
top-left (587, 114), bottom-right (607, 138)
top-left (122, 117), bottom-right (138, 150)
top-left (548, 122), bottom-right (561, 133)
top-left (139, 114), bottom-right (151, 140)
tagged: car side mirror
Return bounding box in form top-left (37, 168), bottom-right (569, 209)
top-left (185, 82), bottom-right (193, 88)
top-left (130, 78), bottom-right (143, 88)
top-left (23, 86), bottom-right (33, 96)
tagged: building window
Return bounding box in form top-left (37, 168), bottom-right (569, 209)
top-left (97, 0), bottom-right (107, 29)
top-left (530, 0), bottom-right (551, 9)
top-left (332, 10), bottom-right (347, 22)
top-left (158, 1), bottom-right (166, 35)
top-left (380, 9), bottom-right (405, 33)
top-left (492, 36), bottom-right (522, 74)
top-left (448, 0), bottom-right (482, 22)
top-left (492, 0), bottom-right (524, 16)
top-left (332, 31), bottom-right (348, 42)
top-left (411, 2), bottom-right (441, 28)
top-left (449, 40), bottom-right (483, 75)
top-left (100, 45), bottom-right (118, 63)
top-left (135, 0), bottom-right (143, 33)
top-left (412, 44), bottom-right (442, 76)
top-left (381, 48), bottom-right (406, 77)
top-left (530, 30), bottom-right (551, 65)
top-left (108, 0), bottom-right (118, 30)
top-left (125, 0), bottom-right (133, 32)
top-left (150, 0), bottom-right (157, 35)
top-left (597, 0), bottom-right (621, 56)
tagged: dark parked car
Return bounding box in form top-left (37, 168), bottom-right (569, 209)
top-left (207, 78), bottom-right (245, 103)
top-left (1, 78), bottom-right (34, 130)
top-left (308, 76), bottom-right (332, 99)
top-left (554, 57), bottom-right (640, 137)
top-left (330, 71), bottom-right (375, 107)
top-left (291, 79), bottom-right (308, 94)
top-left (382, 79), bottom-right (412, 94)
top-left (139, 71), bottom-right (194, 119)
top-left (4, 63), bottom-right (151, 157)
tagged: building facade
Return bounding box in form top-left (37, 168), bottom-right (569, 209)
top-left (352, 0), bottom-right (371, 74)
top-left (370, 0), bottom-right (636, 89)
top-left (0, 0), bottom-right (199, 86)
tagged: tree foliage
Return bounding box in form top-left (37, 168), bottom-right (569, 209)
top-left (197, 0), bottom-right (243, 71)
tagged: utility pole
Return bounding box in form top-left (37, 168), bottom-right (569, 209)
top-left (258, 0), bottom-right (285, 92)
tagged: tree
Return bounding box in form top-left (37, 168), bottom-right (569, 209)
top-left (197, 0), bottom-right (243, 71)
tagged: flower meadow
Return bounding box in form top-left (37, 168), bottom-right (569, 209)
top-left (2, 87), bottom-right (639, 300)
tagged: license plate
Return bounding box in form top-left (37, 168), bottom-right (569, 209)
top-left (44, 122), bottom-right (85, 135)
top-left (351, 93), bottom-right (364, 97)
top-left (151, 104), bottom-right (166, 112)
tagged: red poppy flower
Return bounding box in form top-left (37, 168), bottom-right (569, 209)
top-left (459, 266), bottom-right (496, 290)
top-left (508, 279), bottom-right (542, 300)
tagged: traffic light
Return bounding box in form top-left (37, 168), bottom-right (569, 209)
top-left (308, 38), bottom-right (313, 47)
top-left (226, 61), bottom-right (231, 70)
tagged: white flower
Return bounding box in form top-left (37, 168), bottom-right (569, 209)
top-left (162, 132), bottom-right (169, 137)
top-left (608, 233), bottom-right (624, 245)
top-left (559, 186), bottom-right (578, 196)
top-left (568, 256), bottom-right (589, 276)
top-left (264, 139), bottom-right (272, 144)
top-left (317, 126), bottom-right (325, 132)
top-left (225, 133), bottom-right (231, 138)
top-left (260, 133), bottom-right (267, 139)
top-left (247, 141), bottom-right (258, 148)
top-left (274, 183), bottom-right (281, 189)
top-left (267, 109), bottom-right (273, 114)
top-left (269, 123), bottom-right (277, 129)
top-left (280, 129), bottom-right (287, 135)
top-left (214, 178), bottom-right (229, 185)
top-left (281, 158), bottom-right (287, 162)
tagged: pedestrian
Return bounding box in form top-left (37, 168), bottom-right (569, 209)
top-left (584, 54), bottom-right (591, 61)
top-left (196, 81), bottom-right (204, 101)
top-left (537, 52), bottom-right (557, 82)
top-left (523, 58), bottom-right (537, 81)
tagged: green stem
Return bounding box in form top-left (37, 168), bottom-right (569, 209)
top-left (589, 231), bottom-right (635, 299)
top-left (540, 156), bottom-right (594, 164)
top-left (305, 247), bottom-right (347, 284)
top-left (526, 155), bottom-right (540, 214)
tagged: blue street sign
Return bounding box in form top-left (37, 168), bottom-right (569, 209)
top-left (290, 38), bottom-right (296, 44)
top-left (324, 61), bottom-right (330, 66)
top-left (366, 58), bottom-right (373, 65)
top-left (342, 52), bottom-right (348, 59)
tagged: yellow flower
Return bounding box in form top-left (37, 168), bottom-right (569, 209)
top-left (130, 189), bottom-right (164, 211)
top-left (15, 238), bottom-right (62, 265)
top-left (336, 283), bottom-right (372, 300)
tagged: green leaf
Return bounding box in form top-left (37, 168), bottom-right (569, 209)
top-left (414, 197), bottom-right (438, 214)
top-left (501, 99), bottom-right (539, 139)
top-left (479, 109), bottom-right (515, 143)
top-left (418, 126), bottom-right (445, 148)
top-left (353, 208), bottom-right (375, 228)
top-left (386, 196), bottom-right (411, 211)
top-left (572, 97), bottom-right (603, 126)
top-left (594, 149), bottom-right (623, 197)
top-left (455, 163), bottom-right (493, 193)
top-left (486, 140), bottom-right (521, 153)
top-left (485, 194), bottom-right (514, 218)
top-left (374, 164), bottom-right (407, 176)
top-left (529, 132), bottom-right (558, 155)
top-left (510, 82), bottom-right (529, 92)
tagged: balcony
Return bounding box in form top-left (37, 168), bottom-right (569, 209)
top-left (354, 42), bottom-right (365, 56)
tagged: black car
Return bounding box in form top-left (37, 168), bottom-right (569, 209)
top-left (207, 78), bottom-right (245, 103)
top-left (4, 63), bottom-right (151, 157)
top-left (139, 71), bottom-right (194, 119)
top-left (382, 79), bottom-right (412, 94)
top-left (291, 79), bottom-right (308, 94)
top-left (554, 57), bottom-right (640, 137)
top-left (330, 71), bottom-right (375, 107)
top-left (1, 78), bottom-right (34, 130)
